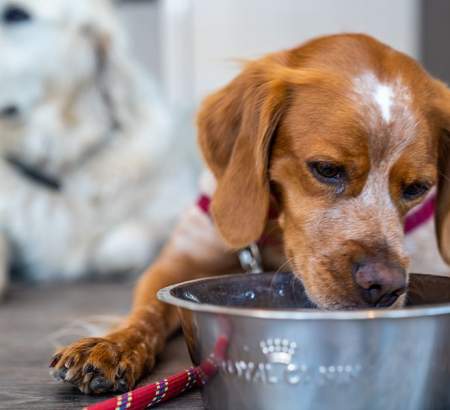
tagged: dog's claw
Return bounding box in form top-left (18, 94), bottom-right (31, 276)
top-left (90, 376), bottom-right (113, 393)
top-left (83, 363), bottom-right (96, 375)
top-left (51, 367), bottom-right (68, 382)
top-left (49, 354), bottom-right (61, 368)
top-left (117, 378), bottom-right (130, 393)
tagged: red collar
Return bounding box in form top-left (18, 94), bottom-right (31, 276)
top-left (197, 193), bottom-right (436, 237)
top-left (404, 193), bottom-right (436, 234)
top-left (197, 194), bottom-right (212, 215)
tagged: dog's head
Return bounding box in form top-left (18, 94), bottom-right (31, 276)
top-left (198, 34), bottom-right (450, 310)
top-left (0, 0), bottom-right (144, 176)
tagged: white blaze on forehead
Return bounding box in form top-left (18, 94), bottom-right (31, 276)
top-left (352, 71), bottom-right (412, 126)
top-left (352, 71), bottom-right (419, 164)
top-left (373, 84), bottom-right (394, 122)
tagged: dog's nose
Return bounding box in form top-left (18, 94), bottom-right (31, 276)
top-left (0, 104), bottom-right (20, 118)
top-left (353, 261), bottom-right (407, 307)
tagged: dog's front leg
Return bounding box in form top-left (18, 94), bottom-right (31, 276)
top-left (50, 207), bottom-right (240, 394)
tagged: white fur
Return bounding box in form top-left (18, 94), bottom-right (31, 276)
top-left (0, 0), bottom-right (196, 285)
top-left (171, 171), bottom-right (234, 261)
top-left (373, 84), bottom-right (394, 122)
top-left (199, 169), bottom-right (217, 196)
top-left (360, 172), bottom-right (394, 210)
top-left (352, 72), bottom-right (414, 129)
top-left (171, 205), bottom-right (230, 260)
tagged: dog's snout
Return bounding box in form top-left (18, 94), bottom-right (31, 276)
top-left (0, 104), bottom-right (20, 118)
top-left (353, 261), bottom-right (406, 307)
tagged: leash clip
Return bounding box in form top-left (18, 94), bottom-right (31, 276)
top-left (238, 243), bottom-right (263, 274)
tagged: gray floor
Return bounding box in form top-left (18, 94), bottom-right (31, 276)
top-left (0, 281), bottom-right (203, 409)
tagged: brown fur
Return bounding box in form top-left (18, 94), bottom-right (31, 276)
top-left (432, 79), bottom-right (450, 263)
top-left (50, 33), bottom-right (450, 393)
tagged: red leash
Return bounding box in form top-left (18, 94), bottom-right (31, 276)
top-left (83, 336), bottom-right (228, 410)
top-left (84, 368), bottom-right (198, 410)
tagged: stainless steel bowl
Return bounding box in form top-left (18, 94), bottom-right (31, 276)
top-left (158, 272), bottom-right (450, 410)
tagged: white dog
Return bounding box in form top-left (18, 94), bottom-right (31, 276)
top-left (0, 0), bottom-right (195, 295)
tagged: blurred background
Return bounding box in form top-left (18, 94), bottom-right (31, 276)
top-left (124, 0), bottom-right (450, 108)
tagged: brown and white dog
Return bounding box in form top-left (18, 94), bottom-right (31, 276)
top-left (50, 34), bottom-right (450, 394)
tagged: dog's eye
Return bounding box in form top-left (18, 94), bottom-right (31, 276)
top-left (308, 161), bottom-right (346, 186)
top-left (2, 4), bottom-right (32, 24)
top-left (402, 181), bottom-right (430, 201)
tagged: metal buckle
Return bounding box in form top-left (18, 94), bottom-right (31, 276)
top-left (238, 243), bottom-right (263, 274)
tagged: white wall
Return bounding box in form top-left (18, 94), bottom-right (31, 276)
top-left (118, 1), bottom-right (161, 81)
top-left (191, 0), bottom-right (420, 102)
top-left (121, 0), bottom-right (420, 109)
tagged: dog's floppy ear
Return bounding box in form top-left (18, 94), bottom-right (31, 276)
top-left (437, 137), bottom-right (450, 264)
top-left (197, 55), bottom-right (290, 248)
top-left (432, 80), bottom-right (450, 264)
top-left (197, 53), bottom-right (323, 248)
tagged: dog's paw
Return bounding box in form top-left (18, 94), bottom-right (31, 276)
top-left (49, 332), bottom-right (156, 394)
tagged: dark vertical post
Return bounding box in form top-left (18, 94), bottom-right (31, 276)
top-left (421, 0), bottom-right (450, 83)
